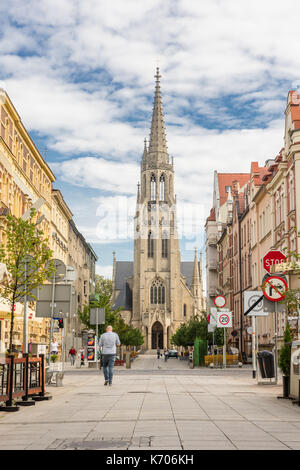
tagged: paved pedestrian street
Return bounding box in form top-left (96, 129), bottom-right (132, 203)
top-left (1, 354), bottom-right (300, 450)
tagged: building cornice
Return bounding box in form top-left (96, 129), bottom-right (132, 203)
top-left (0, 90), bottom-right (55, 182)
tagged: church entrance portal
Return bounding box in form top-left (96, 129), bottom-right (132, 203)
top-left (151, 321), bottom-right (163, 349)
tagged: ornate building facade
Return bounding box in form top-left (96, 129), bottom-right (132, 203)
top-left (111, 69), bottom-right (205, 350)
top-left (0, 89), bottom-right (98, 354)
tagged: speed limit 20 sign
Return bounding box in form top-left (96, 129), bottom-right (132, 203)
top-left (217, 311), bottom-right (232, 328)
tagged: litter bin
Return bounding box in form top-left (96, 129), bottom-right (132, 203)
top-left (257, 350), bottom-right (275, 378)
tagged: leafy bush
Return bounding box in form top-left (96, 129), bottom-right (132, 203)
top-left (279, 323), bottom-right (292, 376)
top-left (50, 354), bottom-right (58, 363)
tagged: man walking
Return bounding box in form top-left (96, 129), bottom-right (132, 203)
top-left (99, 325), bottom-right (120, 386)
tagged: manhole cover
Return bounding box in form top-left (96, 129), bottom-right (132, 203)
top-left (64, 440), bottom-right (129, 449)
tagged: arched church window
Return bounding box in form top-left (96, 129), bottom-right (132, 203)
top-left (148, 231), bottom-right (154, 258)
top-left (159, 174), bottom-right (165, 201)
top-left (183, 304), bottom-right (187, 317)
top-left (150, 174), bottom-right (156, 200)
top-left (162, 231), bottom-right (168, 258)
top-left (150, 279), bottom-right (165, 304)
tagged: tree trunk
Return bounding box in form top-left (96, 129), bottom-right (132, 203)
top-left (9, 297), bottom-right (15, 353)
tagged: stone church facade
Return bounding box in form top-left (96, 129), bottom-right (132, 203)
top-left (111, 69), bottom-right (205, 350)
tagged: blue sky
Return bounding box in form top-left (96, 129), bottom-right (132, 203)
top-left (1, 0), bottom-right (300, 280)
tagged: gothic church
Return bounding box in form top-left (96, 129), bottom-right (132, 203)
top-left (111, 69), bottom-right (205, 350)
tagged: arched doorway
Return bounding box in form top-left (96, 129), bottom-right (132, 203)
top-left (151, 321), bottom-right (163, 349)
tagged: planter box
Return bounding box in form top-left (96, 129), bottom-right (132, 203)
top-left (114, 360), bottom-right (124, 366)
top-left (49, 362), bottom-right (62, 372)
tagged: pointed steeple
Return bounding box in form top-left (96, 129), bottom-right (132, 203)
top-left (148, 67), bottom-right (168, 160)
top-left (191, 248), bottom-right (200, 289)
top-left (136, 182), bottom-right (141, 203)
top-left (142, 138), bottom-right (148, 170)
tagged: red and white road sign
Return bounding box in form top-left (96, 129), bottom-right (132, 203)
top-left (214, 295), bottom-right (226, 308)
top-left (263, 250), bottom-right (286, 274)
top-left (217, 311), bottom-right (232, 328)
top-left (262, 275), bottom-right (288, 302)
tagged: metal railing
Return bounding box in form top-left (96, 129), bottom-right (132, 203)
top-left (0, 354), bottom-right (46, 408)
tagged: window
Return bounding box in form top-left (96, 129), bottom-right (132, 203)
top-left (183, 304), bottom-right (187, 317)
top-left (148, 231), bottom-right (154, 258)
top-left (150, 174), bottom-right (156, 200)
top-left (159, 174), bottom-right (165, 201)
top-left (275, 190), bottom-right (281, 226)
top-left (150, 279), bottom-right (165, 304)
top-left (162, 231), bottom-right (168, 258)
top-left (289, 174), bottom-right (295, 211)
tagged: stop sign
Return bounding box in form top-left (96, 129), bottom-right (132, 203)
top-left (263, 250), bottom-right (286, 274)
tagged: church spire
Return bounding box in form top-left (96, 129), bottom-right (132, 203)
top-left (191, 248), bottom-right (200, 289)
top-left (148, 67), bottom-right (168, 159)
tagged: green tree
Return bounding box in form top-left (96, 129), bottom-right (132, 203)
top-left (121, 326), bottom-right (144, 348)
top-left (0, 211), bottom-right (53, 352)
top-left (214, 328), bottom-right (224, 347)
top-left (186, 315), bottom-right (209, 344)
top-left (94, 275), bottom-right (112, 298)
top-left (279, 322), bottom-right (293, 376)
top-left (78, 296), bottom-right (122, 335)
top-left (171, 323), bottom-right (188, 347)
top-left (171, 314), bottom-right (209, 348)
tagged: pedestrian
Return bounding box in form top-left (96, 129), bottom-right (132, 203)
top-left (50, 337), bottom-right (58, 355)
top-left (69, 346), bottom-right (76, 366)
top-left (79, 346), bottom-right (85, 367)
top-left (157, 347), bottom-right (161, 359)
top-left (99, 325), bottom-right (121, 386)
top-left (163, 348), bottom-right (169, 362)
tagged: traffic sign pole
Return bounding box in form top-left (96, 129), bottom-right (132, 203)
top-left (252, 315), bottom-right (256, 379)
top-left (274, 302), bottom-right (278, 384)
top-left (223, 329), bottom-right (226, 369)
top-left (48, 271), bottom-right (56, 367)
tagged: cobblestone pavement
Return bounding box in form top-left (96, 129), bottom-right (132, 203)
top-left (1, 354), bottom-right (300, 450)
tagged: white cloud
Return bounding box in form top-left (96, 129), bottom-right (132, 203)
top-left (96, 264), bottom-right (112, 279)
top-left (0, 0), bottom-right (297, 260)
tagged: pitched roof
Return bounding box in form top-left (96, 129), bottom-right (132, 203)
top-left (206, 207), bottom-right (216, 222)
top-left (181, 262), bottom-right (202, 289)
top-left (288, 90), bottom-right (300, 129)
top-left (112, 261), bottom-right (133, 310)
top-left (112, 260), bottom-right (200, 310)
top-left (217, 173), bottom-right (250, 207)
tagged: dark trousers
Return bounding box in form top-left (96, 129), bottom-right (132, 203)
top-left (102, 354), bottom-right (116, 384)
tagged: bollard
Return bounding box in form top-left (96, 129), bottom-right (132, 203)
top-left (125, 351), bottom-right (131, 369)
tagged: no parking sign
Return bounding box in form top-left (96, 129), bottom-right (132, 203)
top-left (217, 311), bottom-right (232, 328)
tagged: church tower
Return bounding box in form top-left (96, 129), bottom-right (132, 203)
top-left (112, 68), bottom-right (205, 350)
top-left (133, 68), bottom-right (183, 349)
